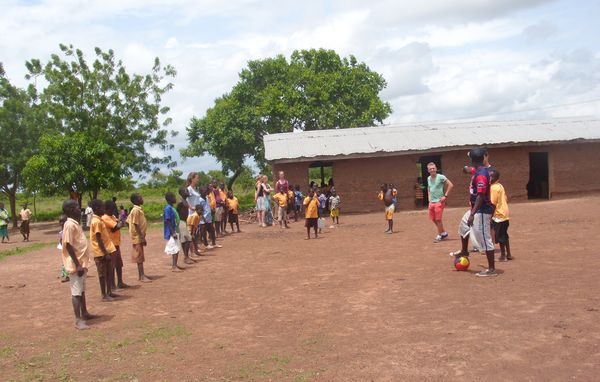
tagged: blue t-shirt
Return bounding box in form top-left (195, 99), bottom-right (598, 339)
top-left (318, 194), bottom-right (327, 209)
top-left (163, 204), bottom-right (178, 240)
top-left (470, 166), bottom-right (494, 214)
top-left (294, 191), bottom-right (303, 206)
top-left (199, 197), bottom-right (212, 223)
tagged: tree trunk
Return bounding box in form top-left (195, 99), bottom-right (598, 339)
top-left (8, 189), bottom-right (17, 228)
top-left (227, 168), bottom-right (244, 191)
top-left (92, 189), bottom-right (99, 200)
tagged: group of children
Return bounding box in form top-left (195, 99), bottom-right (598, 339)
top-left (59, 196), bottom-right (142, 330)
top-left (265, 172), bottom-right (342, 239)
top-left (59, 174), bottom-right (246, 330)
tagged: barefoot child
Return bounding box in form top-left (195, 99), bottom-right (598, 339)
top-left (102, 200), bottom-right (128, 290)
top-left (164, 192), bottom-right (183, 272)
top-left (303, 189), bottom-right (319, 239)
top-left (378, 184), bottom-right (394, 234)
top-left (177, 187), bottom-right (195, 263)
top-left (58, 214), bottom-right (70, 282)
top-left (61, 200), bottom-right (94, 330)
top-left (199, 186), bottom-right (222, 249)
top-left (126, 193), bottom-right (151, 282)
top-left (187, 204), bottom-right (203, 252)
top-left (294, 185), bottom-right (303, 222)
top-left (20, 204), bottom-right (32, 242)
top-left (226, 191), bottom-right (241, 233)
top-left (489, 167), bottom-right (512, 261)
top-left (90, 199), bottom-right (117, 301)
top-left (329, 190), bottom-right (341, 225)
top-left (273, 189), bottom-right (290, 228)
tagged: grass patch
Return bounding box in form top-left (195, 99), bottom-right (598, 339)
top-left (237, 354), bottom-right (292, 380)
top-left (0, 242), bottom-right (55, 261)
top-left (0, 345), bottom-right (15, 358)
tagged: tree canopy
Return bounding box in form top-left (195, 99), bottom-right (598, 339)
top-left (183, 48), bottom-right (392, 187)
top-left (0, 72), bottom-right (42, 226)
top-left (23, 44), bottom-right (177, 202)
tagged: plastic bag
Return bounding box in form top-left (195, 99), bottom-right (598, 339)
top-left (318, 218), bottom-right (325, 229)
top-left (164, 237), bottom-right (181, 256)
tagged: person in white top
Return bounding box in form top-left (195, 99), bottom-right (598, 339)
top-left (20, 203), bottom-right (32, 241)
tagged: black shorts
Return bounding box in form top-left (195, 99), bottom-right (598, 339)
top-left (228, 212), bottom-right (238, 222)
top-left (305, 218), bottom-right (318, 228)
top-left (492, 220), bottom-right (510, 244)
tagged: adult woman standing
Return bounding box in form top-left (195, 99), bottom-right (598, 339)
top-left (255, 175), bottom-right (266, 227)
top-left (261, 175), bottom-right (274, 226)
top-left (186, 172), bottom-right (202, 215)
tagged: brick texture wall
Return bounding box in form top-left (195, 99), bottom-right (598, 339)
top-left (271, 142), bottom-right (600, 213)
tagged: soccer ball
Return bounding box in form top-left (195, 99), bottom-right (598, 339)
top-left (454, 256), bottom-right (470, 271)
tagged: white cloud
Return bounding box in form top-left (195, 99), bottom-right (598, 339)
top-left (2, 0), bottom-right (599, 175)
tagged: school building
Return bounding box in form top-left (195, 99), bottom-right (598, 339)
top-left (263, 118), bottom-right (600, 213)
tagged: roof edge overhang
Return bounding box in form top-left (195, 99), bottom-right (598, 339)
top-left (267, 138), bottom-right (600, 165)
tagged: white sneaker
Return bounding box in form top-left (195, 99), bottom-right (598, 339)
top-left (434, 235), bottom-right (443, 242)
top-left (206, 245), bottom-right (214, 249)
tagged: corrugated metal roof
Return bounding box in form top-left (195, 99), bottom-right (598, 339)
top-left (264, 118), bottom-right (600, 163)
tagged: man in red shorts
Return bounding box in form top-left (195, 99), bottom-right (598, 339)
top-left (427, 162), bottom-right (454, 242)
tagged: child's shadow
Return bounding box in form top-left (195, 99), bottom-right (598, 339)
top-left (90, 314), bottom-right (114, 325)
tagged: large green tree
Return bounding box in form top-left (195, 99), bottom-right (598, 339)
top-left (183, 48), bottom-right (392, 188)
top-left (23, 44), bottom-right (177, 204)
top-left (0, 73), bottom-right (42, 227)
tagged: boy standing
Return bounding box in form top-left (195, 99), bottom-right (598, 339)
top-left (378, 184), bottom-right (394, 234)
top-left (218, 183), bottom-right (228, 234)
top-left (489, 168), bottom-right (513, 261)
top-left (226, 191), bottom-right (241, 233)
top-left (200, 186), bottom-right (222, 249)
top-left (427, 162), bottom-right (453, 242)
top-left (20, 203), bottom-right (32, 241)
top-left (164, 192), bottom-right (183, 272)
top-left (294, 185), bottom-right (303, 222)
top-left (273, 189), bottom-right (290, 228)
top-left (61, 200), bottom-right (94, 330)
top-left (177, 187), bottom-right (195, 262)
top-left (329, 190), bottom-right (341, 225)
top-left (102, 201), bottom-right (128, 290)
top-left (455, 148), bottom-right (498, 277)
top-left (303, 189), bottom-right (319, 239)
top-left (126, 193), bottom-right (151, 282)
top-left (89, 199), bottom-right (117, 301)
top-left (187, 204), bottom-right (203, 251)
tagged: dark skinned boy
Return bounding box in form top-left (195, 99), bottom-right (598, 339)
top-left (90, 199), bottom-right (117, 301)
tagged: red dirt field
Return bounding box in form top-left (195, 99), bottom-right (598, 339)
top-left (1, 195), bottom-right (599, 381)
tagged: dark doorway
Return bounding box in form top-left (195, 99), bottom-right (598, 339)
top-left (527, 152), bottom-right (549, 199)
top-left (418, 155), bottom-right (442, 205)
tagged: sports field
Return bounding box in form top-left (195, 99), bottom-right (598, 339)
top-left (1, 195), bottom-right (599, 381)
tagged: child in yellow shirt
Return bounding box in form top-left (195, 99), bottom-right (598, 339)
top-left (89, 199), bottom-right (117, 302)
top-left (303, 189), bottom-right (319, 239)
top-left (273, 190), bottom-right (290, 228)
top-left (126, 193), bottom-right (151, 282)
top-left (226, 191), bottom-right (241, 233)
top-left (489, 168), bottom-right (512, 261)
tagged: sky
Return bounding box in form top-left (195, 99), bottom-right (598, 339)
top-left (2, 0), bottom-right (600, 179)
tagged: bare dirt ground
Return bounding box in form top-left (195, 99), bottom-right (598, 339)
top-left (1, 195), bottom-right (599, 381)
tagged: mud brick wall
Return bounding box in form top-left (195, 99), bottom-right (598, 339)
top-left (271, 142), bottom-right (600, 214)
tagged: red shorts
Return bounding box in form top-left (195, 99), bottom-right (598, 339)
top-left (428, 202), bottom-right (445, 221)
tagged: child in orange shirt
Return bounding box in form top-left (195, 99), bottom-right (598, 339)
top-left (273, 190), bottom-right (290, 228)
